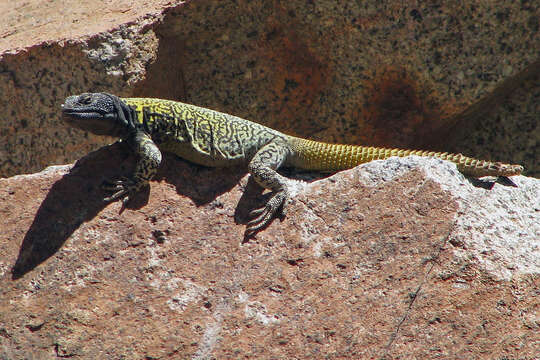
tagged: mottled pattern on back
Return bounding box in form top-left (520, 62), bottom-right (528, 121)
top-left (122, 98), bottom-right (285, 167)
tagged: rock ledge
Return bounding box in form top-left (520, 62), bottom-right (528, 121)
top-left (1, 153), bottom-right (538, 359)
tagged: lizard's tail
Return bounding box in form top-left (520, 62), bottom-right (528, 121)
top-left (288, 137), bottom-right (523, 177)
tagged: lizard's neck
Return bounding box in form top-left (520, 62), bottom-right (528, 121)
top-left (121, 98), bottom-right (171, 134)
top-left (121, 98), bottom-right (193, 143)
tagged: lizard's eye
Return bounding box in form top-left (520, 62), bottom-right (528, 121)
top-left (79, 94), bottom-right (92, 105)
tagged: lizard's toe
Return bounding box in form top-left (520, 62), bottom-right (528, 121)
top-left (102, 177), bottom-right (138, 202)
top-left (102, 176), bottom-right (131, 190)
top-left (246, 207), bottom-right (273, 232)
top-left (104, 190), bottom-right (130, 202)
top-left (245, 190), bottom-right (288, 235)
top-left (248, 207), bottom-right (265, 218)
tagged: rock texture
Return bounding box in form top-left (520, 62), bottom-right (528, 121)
top-left (1, 149), bottom-right (538, 359)
top-left (1, 1), bottom-right (539, 357)
top-left (1, 0), bottom-right (539, 178)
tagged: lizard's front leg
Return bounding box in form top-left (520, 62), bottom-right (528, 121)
top-left (246, 141), bottom-right (290, 235)
top-left (103, 130), bottom-right (162, 203)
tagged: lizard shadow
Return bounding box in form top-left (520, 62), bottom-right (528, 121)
top-left (466, 175), bottom-right (518, 189)
top-left (157, 156), bottom-right (311, 236)
top-left (158, 155), bottom-right (334, 233)
top-left (155, 154), bottom-right (246, 207)
top-left (12, 142), bottom-right (244, 280)
top-left (12, 142), bottom-right (133, 279)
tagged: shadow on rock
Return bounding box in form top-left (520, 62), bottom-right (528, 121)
top-left (467, 175), bottom-right (519, 190)
top-left (11, 143), bottom-right (133, 279)
top-left (12, 142), bottom-right (246, 279)
top-left (155, 153), bottom-right (246, 207)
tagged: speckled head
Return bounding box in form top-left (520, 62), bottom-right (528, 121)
top-left (61, 92), bottom-right (134, 137)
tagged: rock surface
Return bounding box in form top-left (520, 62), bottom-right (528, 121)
top-left (1, 150), bottom-right (538, 359)
top-left (1, 0), bottom-right (539, 178)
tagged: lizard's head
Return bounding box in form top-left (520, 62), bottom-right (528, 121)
top-left (61, 92), bottom-right (134, 136)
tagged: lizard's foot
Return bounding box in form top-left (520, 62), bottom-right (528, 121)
top-left (245, 189), bottom-right (289, 236)
top-left (102, 177), bottom-right (145, 204)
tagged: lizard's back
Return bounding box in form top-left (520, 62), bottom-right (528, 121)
top-left (122, 98), bottom-right (285, 167)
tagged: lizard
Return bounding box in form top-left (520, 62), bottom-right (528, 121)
top-left (61, 92), bottom-right (524, 235)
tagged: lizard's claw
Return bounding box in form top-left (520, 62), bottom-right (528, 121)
top-left (102, 177), bottom-right (138, 203)
top-left (245, 190), bottom-right (289, 236)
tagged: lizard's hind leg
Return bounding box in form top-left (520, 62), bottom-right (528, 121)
top-left (246, 141), bottom-right (291, 235)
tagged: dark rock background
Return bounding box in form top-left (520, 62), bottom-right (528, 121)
top-left (0, 0), bottom-right (538, 178)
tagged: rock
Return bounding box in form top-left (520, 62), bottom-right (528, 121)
top-left (1, 0), bottom-right (539, 177)
top-left (1, 150), bottom-right (538, 359)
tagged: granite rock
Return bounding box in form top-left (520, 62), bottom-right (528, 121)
top-left (1, 149), bottom-right (538, 359)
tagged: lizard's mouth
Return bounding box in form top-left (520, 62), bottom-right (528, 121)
top-left (62, 109), bottom-right (104, 119)
top-left (61, 102), bottom-right (105, 119)
top-left (62, 104), bottom-right (112, 123)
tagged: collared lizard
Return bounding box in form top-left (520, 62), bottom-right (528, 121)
top-left (61, 93), bottom-right (523, 235)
